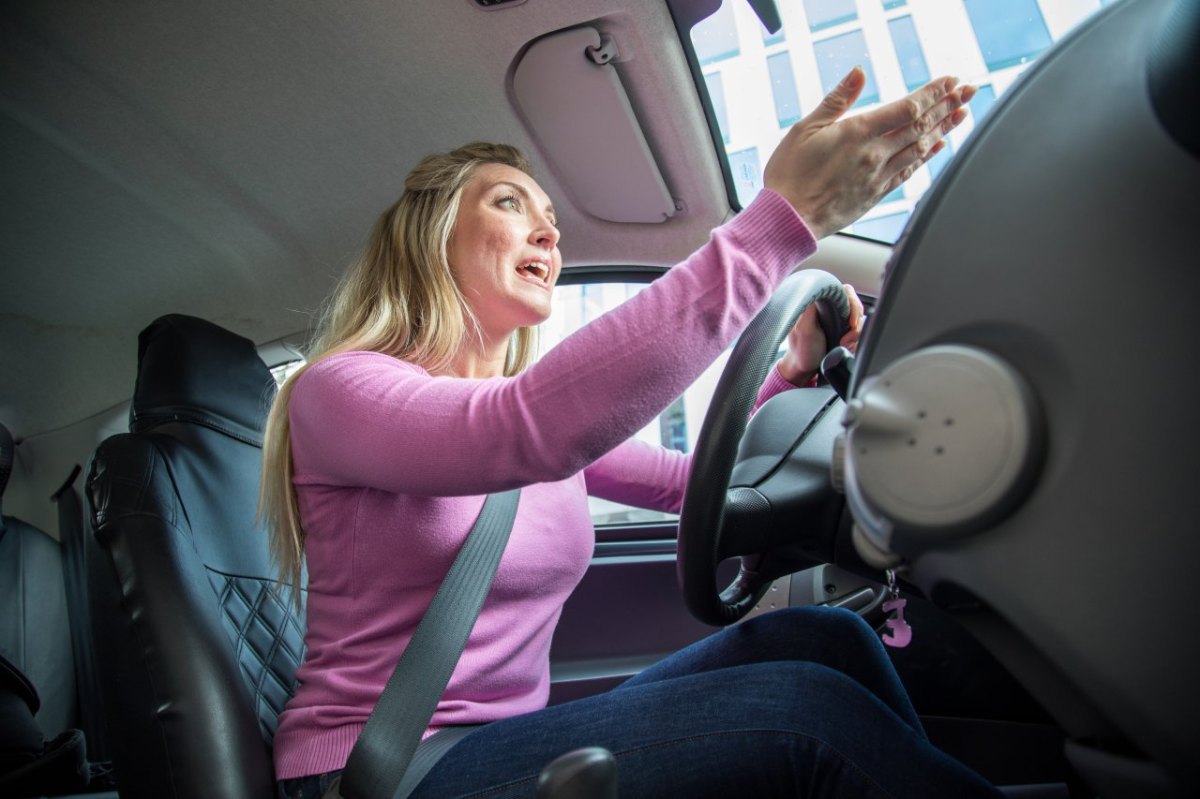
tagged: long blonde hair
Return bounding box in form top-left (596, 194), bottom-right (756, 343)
top-left (261, 142), bottom-right (540, 598)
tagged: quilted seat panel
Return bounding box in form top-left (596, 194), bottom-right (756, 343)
top-left (209, 571), bottom-right (305, 741)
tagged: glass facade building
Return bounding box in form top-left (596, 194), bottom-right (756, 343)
top-left (691, 0), bottom-right (1106, 242)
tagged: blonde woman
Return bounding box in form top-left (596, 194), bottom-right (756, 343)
top-left (266, 69), bottom-right (996, 798)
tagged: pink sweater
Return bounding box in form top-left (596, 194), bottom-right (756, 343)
top-left (273, 190), bottom-right (817, 779)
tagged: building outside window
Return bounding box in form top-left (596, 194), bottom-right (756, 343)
top-left (813, 30), bottom-right (881, 107)
top-left (969, 84), bottom-right (998, 125)
top-left (659, 397), bottom-right (689, 453)
top-left (888, 15), bottom-right (931, 91)
top-left (963, 0), bottom-right (1053, 71)
top-left (704, 72), bottom-right (731, 143)
top-left (927, 141), bottom-right (955, 181)
top-left (689, 0), bottom-right (1105, 243)
top-left (728, 147), bottom-right (762, 207)
top-left (763, 20), bottom-right (785, 47)
top-left (803, 0), bottom-right (858, 32)
top-left (767, 51), bottom-right (804, 128)
top-left (692, 0), bottom-right (740, 65)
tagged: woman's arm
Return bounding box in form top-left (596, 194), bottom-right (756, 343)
top-left (582, 360), bottom-right (808, 512)
top-left (291, 71), bottom-right (965, 497)
top-left (290, 191), bottom-right (816, 497)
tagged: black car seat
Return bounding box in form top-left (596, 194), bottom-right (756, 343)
top-left (85, 314), bottom-right (305, 799)
top-left (0, 423), bottom-right (100, 796)
top-left (0, 423), bottom-right (78, 745)
top-left (51, 463), bottom-right (111, 765)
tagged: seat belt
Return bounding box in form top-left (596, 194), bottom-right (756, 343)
top-left (332, 488), bottom-right (522, 799)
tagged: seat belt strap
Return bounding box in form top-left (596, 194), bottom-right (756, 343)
top-left (338, 488), bottom-right (521, 799)
top-left (392, 723), bottom-right (484, 797)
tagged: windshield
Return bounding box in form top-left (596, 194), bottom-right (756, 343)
top-left (689, 0), bottom-right (1114, 243)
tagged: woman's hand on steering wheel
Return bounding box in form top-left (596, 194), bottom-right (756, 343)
top-left (777, 284), bottom-right (865, 386)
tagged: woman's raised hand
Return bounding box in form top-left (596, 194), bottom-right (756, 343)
top-left (764, 67), bottom-right (975, 240)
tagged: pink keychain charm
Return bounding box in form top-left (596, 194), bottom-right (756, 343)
top-left (881, 568), bottom-right (912, 649)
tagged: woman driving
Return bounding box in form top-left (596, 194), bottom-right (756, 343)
top-left (264, 67), bottom-right (997, 798)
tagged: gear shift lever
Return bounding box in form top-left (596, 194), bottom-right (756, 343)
top-left (820, 346), bottom-right (856, 401)
top-left (536, 747), bottom-right (618, 799)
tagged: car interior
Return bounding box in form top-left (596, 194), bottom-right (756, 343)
top-left (2, 0), bottom-right (1197, 797)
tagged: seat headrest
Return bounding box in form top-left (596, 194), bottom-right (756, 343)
top-left (130, 314), bottom-right (277, 445)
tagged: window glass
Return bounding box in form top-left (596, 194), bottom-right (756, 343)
top-left (926, 140), bottom-right (954, 181)
top-left (813, 31), bottom-right (881, 108)
top-left (803, 0), bottom-right (858, 32)
top-left (888, 16), bottom-right (931, 91)
top-left (692, 1), bottom-right (740, 65)
top-left (270, 360), bottom-right (305, 386)
top-left (728, 147), bottom-right (763, 208)
top-left (540, 282), bottom-right (730, 527)
top-left (659, 397), bottom-right (689, 453)
top-left (766, 52), bottom-right (803, 128)
top-left (762, 22), bottom-right (785, 47)
top-left (963, 0), bottom-right (1053, 71)
top-left (850, 211), bottom-right (910, 242)
top-left (687, 1), bottom-right (1104, 244)
top-left (705, 71), bottom-right (731, 144)
top-left (968, 83), bottom-right (998, 124)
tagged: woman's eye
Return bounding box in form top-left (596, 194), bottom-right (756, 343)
top-left (497, 194), bottom-right (520, 211)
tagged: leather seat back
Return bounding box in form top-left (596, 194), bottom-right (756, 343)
top-left (0, 422), bottom-right (79, 743)
top-left (86, 315), bottom-right (304, 799)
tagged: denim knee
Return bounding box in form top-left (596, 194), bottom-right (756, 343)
top-left (412, 660), bottom-right (998, 799)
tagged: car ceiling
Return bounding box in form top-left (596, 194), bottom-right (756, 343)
top-left (1, 0), bottom-right (732, 440)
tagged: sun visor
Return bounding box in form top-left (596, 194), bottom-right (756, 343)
top-left (513, 27), bottom-right (676, 224)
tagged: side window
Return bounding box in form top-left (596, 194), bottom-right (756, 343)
top-left (270, 359), bottom-right (305, 386)
top-left (704, 71), bottom-right (732, 144)
top-left (962, 0), bottom-right (1052, 71)
top-left (688, 0), bottom-right (1106, 243)
top-left (540, 280), bottom-right (729, 527)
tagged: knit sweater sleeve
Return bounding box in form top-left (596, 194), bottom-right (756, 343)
top-left (581, 362), bottom-right (807, 513)
top-left (288, 190), bottom-right (816, 497)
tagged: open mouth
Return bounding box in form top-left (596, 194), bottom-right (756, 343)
top-left (517, 260), bottom-right (551, 286)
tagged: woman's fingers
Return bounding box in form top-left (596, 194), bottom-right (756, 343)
top-left (873, 81), bottom-right (972, 194)
top-left (845, 284), bottom-right (864, 332)
top-left (885, 104), bottom-right (968, 177)
top-left (861, 76), bottom-right (958, 139)
top-left (863, 79), bottom-right (974, 186)
top-left (807, 66), bottom-right (868, 127)
top-left (763, 72), bottom-right (973, 238)
top-left (878, 105), bottom-right (968, 195)
top-left (885, 83), bottom-right (973, 149)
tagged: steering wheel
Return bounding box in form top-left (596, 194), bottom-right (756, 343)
top-left (677, 269), bottom-right (852, 626)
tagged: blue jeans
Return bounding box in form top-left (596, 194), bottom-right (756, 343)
top-left (278, 606), bottom-right (1000, 798)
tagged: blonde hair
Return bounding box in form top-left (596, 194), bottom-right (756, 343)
top-left (261, 142), bottom-right (539, 599)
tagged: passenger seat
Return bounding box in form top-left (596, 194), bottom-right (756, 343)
top-left (85, 314), bottom-right (305, 799)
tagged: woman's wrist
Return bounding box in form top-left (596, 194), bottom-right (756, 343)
top-left (775, 356), bottom-right (818, 388)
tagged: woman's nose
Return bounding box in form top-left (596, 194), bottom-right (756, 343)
top-left (532, 220), bottom-right (559, 249)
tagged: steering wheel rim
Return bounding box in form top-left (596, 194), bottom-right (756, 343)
top-left (677, 269), bottom-right (852, 626)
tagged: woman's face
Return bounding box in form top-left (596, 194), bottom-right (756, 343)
top-left (448, 163), bottom-right (561, 340)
